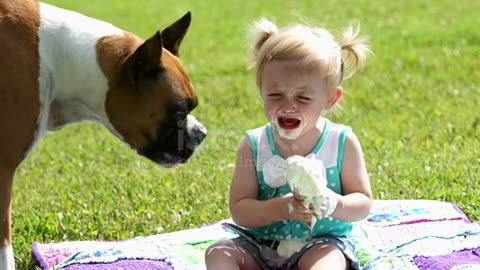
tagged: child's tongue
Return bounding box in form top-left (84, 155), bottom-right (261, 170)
top-left (278, 117), bottom-right (301, 130)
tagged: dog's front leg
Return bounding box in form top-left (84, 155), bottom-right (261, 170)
top-left (0, 169), bottom-right (15, 270)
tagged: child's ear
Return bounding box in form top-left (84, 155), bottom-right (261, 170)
top-left (327, 87), bottom-right (343, 109)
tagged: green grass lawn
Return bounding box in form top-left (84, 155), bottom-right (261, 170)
top-left (12, 0), bottom-right (480, 268)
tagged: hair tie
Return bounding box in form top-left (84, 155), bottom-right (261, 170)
top-left (265, 53), bottom-right (273, 62)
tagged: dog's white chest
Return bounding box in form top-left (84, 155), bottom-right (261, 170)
top-left (28, 3), bottom-right (124, 155)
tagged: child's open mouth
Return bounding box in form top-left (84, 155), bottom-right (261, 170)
top-left (278, 117), bottom-right (302, 130)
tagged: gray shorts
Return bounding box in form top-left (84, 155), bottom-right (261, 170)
top-left (232, 235), bottom-right (361, 270)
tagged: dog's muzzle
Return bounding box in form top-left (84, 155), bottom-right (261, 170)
top-left (138, 115), bottom-right (207, 167)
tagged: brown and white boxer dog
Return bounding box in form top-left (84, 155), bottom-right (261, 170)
top-left (0, 0), bottom-right (207, 268)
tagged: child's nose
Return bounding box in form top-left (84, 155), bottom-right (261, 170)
top-left (280, 98), bottom-right (297, 111)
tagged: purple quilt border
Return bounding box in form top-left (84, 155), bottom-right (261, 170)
top-left (32, 241), bottom-right (49, 269)
top-left (413, 247), bottom-right (480, 270)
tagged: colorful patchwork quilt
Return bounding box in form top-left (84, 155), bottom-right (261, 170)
top-left (33, 200), bottom-right (480, 269)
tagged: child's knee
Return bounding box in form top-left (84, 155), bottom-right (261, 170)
top-left (205, 240), bottom-right (237, 259)
top-left (205, 240), bottom-right (250, 269)
top-left (297, 244), bottom-right (347, 270)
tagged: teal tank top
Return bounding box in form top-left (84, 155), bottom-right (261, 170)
top-left (245, 119), bottom-right (353, 240)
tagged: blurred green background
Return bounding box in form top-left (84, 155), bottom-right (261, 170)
top-left (11, 0), bottom-right (479, 268)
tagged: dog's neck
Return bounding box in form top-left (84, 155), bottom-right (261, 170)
top-left (37, 2), bottom-right (124, 134)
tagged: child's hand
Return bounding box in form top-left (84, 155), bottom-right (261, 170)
top-left (312, 188), bottom-right (339, 219)
top-left (282, 193), bottom-right (314, 226)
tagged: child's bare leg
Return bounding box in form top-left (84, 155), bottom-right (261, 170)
top-left (297, 244), bottom-right (348, 270)
top-left (205, 239), bottom-right (262, 270)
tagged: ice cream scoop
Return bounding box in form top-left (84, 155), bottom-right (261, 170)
top-left (286, 155), bottom-right (337, 225)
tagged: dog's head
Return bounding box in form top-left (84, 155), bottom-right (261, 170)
top-left (104, 12), bottom-right (206, 167)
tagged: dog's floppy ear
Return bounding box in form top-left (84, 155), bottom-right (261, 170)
top-left (161, 11), bottom-right (191, 57)
top-left (131, 31), bottom-right (163, 80)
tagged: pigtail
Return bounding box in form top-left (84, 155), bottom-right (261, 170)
top-left (248, 18), bottom-right (278, 68)
top-left (340, 23), bottom-right (372, 79)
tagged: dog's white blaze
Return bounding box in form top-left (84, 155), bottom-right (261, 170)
top-left (187, 115), bottom-right (207, 135)
top-left (28, 2), bottom-right (124, 156)
top-left (0, 246), bottom-right (14, 270)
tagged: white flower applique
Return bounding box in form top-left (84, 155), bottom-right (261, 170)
top-left (262, 155), bottom-right (288, 188)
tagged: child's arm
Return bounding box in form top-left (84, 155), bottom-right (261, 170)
top-left (229, 136), bottom-right (312, 228)
top-left (331, 131), bottom-right (373, 222)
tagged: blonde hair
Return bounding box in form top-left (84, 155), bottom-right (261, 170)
top-left (248, 18), bottom-right (372, 96)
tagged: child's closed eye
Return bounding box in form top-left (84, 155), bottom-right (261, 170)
top-left (267, 93), bottom-right (283, 99)
top-left (296, 96), bottom-right (312, 103)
